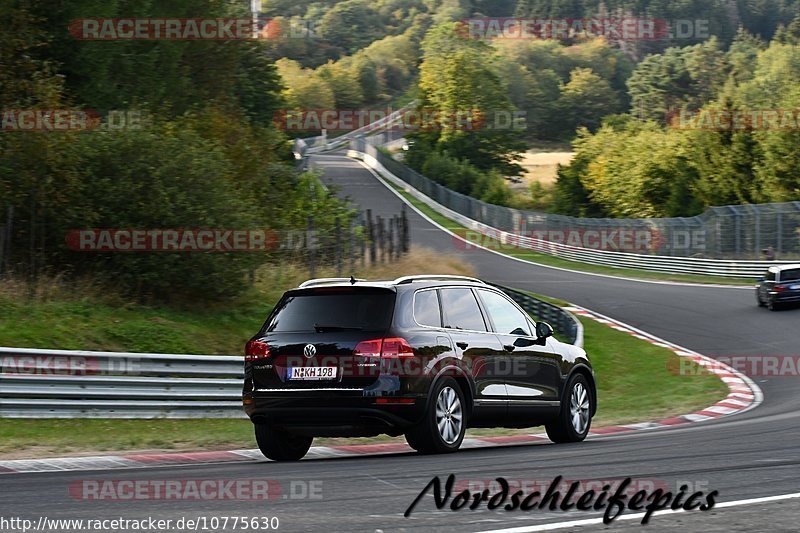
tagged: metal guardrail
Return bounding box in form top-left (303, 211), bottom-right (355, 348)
top-left (0, 347), bottom-right (244, 418)
top-left (293, 102), bottom-right (418, 160)
top-left (349, 142), bottom-right (797, 278)
top-left (0, 290), bottom-right (582, 418)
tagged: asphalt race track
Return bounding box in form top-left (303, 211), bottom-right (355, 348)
top-left (2, 153), bottom-right (799, 532)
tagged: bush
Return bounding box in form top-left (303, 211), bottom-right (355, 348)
top-left (0, 119), bottom-right (355, 303)
top-left (419, 151), bottom-right (511, 206)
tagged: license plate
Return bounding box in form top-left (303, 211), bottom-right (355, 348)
top-left (287, 366), bottom-right (338, 380)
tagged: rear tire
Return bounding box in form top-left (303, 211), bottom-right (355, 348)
top-left (768, 300), bottom-right (780, 311)
top-left (254, 424), bottom-right (312, 461)
top-left (757, 292), bottom-right (766, 307)
top-left (546, 373), bottom-right (593, 444)
top-left (405, 377), bottom-right (466, 454)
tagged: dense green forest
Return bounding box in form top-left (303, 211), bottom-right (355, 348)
top-left (0, 0), bottom-right (355, 301)
top-left (263, 0), bottom-right (800, 214)
top-left (4, 0), bottom-right (800, 302)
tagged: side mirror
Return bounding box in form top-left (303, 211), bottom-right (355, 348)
top-left (536, 321), bottom-right (554, 340)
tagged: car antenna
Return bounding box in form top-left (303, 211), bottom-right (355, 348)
top-left (349, 276), bottom-right (357, 285)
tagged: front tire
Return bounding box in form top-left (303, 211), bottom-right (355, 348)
top-left (546, 373), bottom-right (593, 444)
top-left (405, 377), bottom-right (466, 454)
top-left (254, 424), bottom-right (312, 461)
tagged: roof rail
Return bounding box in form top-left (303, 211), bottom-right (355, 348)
top-left (298, 277), bottom-right (366, 288)
top-left (392, 275), bottom-right (486, 285)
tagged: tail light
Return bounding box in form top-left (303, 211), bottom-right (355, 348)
top-left (774, 285), bottom-right (787, 292)
top-left (354, 337), bottom-right (414, 358)
top-left (245, 340), bottom-right (271, 361)
top-left (381, 338), bottom-right (415, 358)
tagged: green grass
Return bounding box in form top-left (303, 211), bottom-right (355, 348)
top-left (0, 419), bottom-right (254, 457)
top-left (384, 179), bottom-right (755, 287)
top-left (580, 316), bottom-right (727, 426)
top-left (0, 293), bottom-right (267, 355)
top-left (0, 310), bottom-right (727, 458)
top-left (0, 264), bottom-right (304, 355)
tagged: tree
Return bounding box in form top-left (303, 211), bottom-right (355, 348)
top-left (553, 118), bottom-right (703, 218)
top-left (627, 40), bottom-right (729, 122)
top-left (727, 27), bottom-right (766, 83)
top-left (556, 67), bottom-right (623, 136)
top-left (415, 22), bottom-right (525, 175)
top-left (318, 61), bottom-right (365, 109)
top-left (317, 0), bottom-right (384, 55)
top-left (276, 59), bottom-right (335, 110)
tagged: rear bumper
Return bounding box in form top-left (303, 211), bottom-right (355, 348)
top-left (243, 392), bottom-right (426, 436)
top-left (769, 292), bottom-right (800, 304)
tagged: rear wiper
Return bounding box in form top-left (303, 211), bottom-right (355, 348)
top-left (313, 324), bottom-right (363, 332)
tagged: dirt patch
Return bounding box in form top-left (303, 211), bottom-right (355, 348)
top-left (517, 151), bottom-right (575, 186)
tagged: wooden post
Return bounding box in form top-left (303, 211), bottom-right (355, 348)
top-left (366, 209), bottom-right (376, 264)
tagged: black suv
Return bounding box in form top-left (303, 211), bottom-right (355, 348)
top-left (243, 275), bottom-right (596, 461)
top-left (756, 264), bottom-right (800, 310)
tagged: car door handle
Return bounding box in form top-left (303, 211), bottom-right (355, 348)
top-left (456, 342), bottom-right (469, 350)
top-left (503, 345), bottom-right (515, 352)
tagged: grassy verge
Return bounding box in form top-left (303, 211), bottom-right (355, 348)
top-left (0, 307), bottom-right (727, 458)
top-left (0, 250), bottom-right (473, 354)
top-left (383, 178), bottom-right (754, 287)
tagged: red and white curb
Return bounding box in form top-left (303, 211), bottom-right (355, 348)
top-left (0, 308), bottom-right (762, 475)
top-left (564, 305), bottom-right (763, 425)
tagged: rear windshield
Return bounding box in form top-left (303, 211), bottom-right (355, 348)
top-left (780, 268), bottom-right (800, 282)
top-left (265, 289), bottom-right (395, 332)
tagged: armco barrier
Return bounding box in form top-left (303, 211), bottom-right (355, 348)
top-left (348, 141), bottom-right (798, 278)
top-left (293, 102), bottom-right (418, 159)
top-left (0, 347), bottom-right (244, 418)
top-left (0, 292), bottom-right (579, 418)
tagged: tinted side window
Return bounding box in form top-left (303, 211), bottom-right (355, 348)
top-left (266, 290), bottom-right (394, 332)
top-left (478, 290), bottom-right (531, 336)
top-left (766, 270), bottom-right (776, 282)
top-left (414, 290), bottom-right (441, 327)
top-left (439, 288), bottom-right (486, 332)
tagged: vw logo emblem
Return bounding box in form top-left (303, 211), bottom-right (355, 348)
top-left (303, 344), bottom-right (317, 358)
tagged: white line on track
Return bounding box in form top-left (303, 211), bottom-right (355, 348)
top-left (476, 492), bottom-right (800, 532)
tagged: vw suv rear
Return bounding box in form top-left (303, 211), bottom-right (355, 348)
top-left (243, 275), bottom-right (596, 460)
